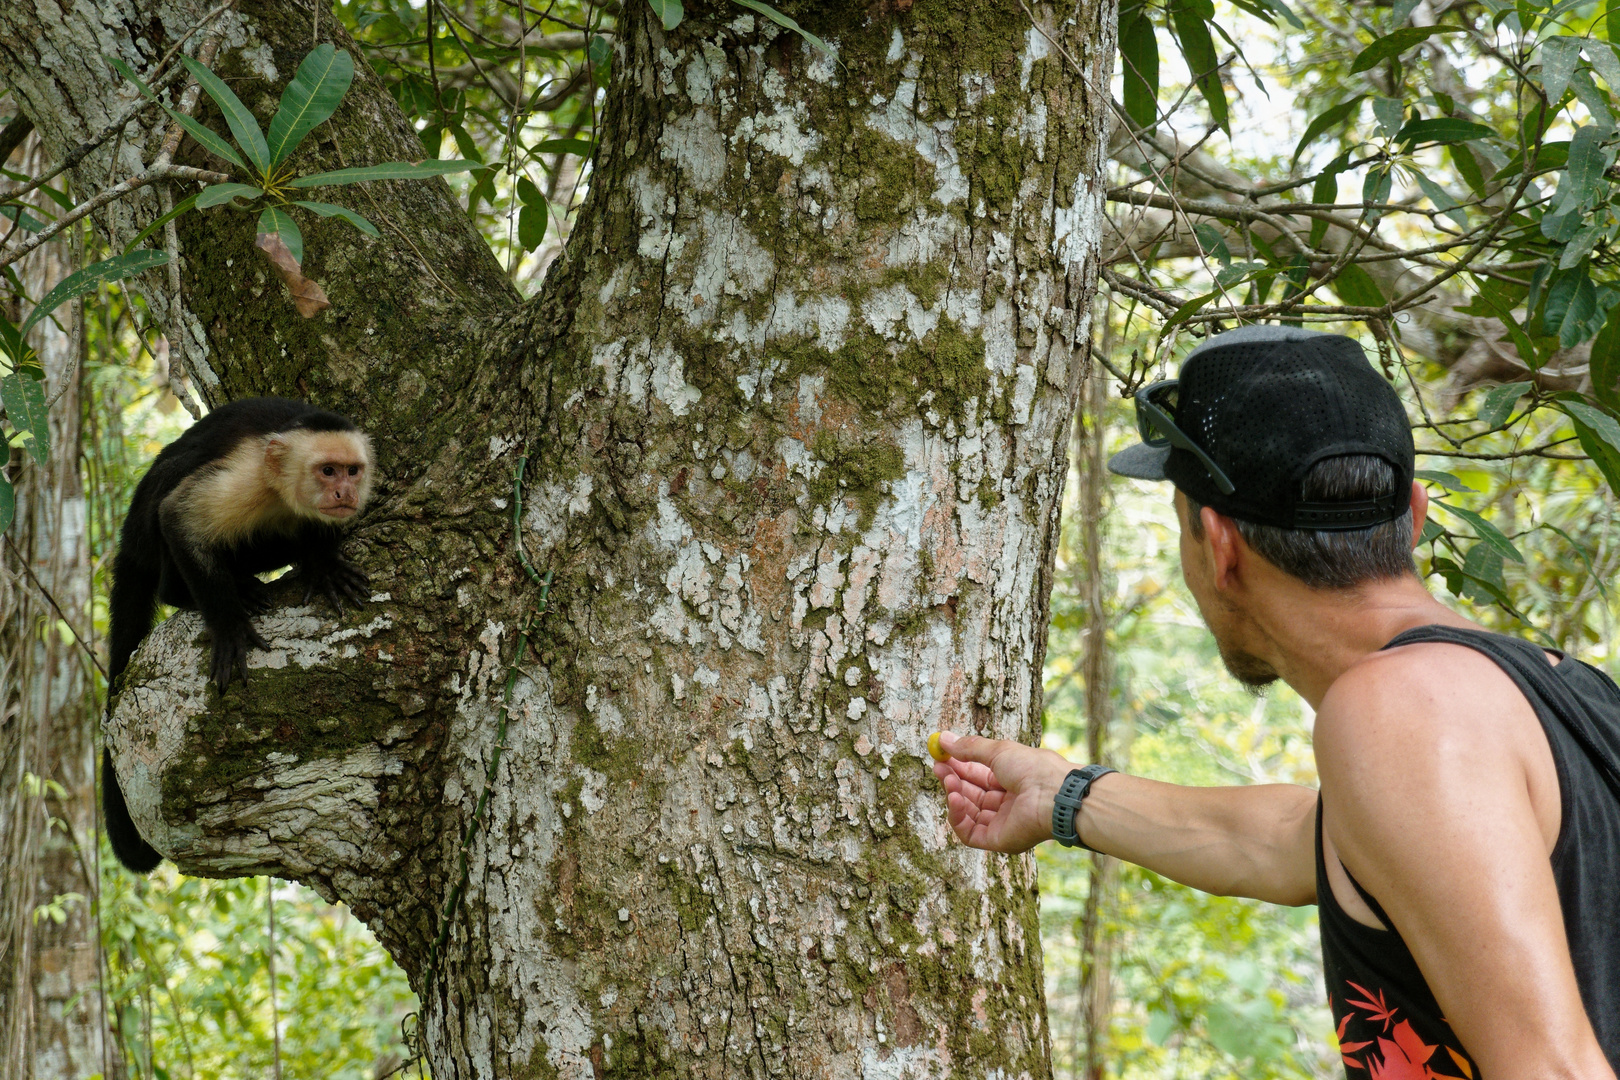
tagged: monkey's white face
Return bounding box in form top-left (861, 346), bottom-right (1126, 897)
top-left (266, 429), bottom-right (375, 522)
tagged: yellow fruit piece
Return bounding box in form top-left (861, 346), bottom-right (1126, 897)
top-left (927, 732), bottom-right (948, 761)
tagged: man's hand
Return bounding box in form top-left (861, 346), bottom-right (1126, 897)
top-left (929, 731), bottom-right (1074, 854)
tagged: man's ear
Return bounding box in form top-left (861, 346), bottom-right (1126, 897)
top-left (1409, 479), bottom-right (1429, 550)
top-left (1201, 505), bottom-right (1244, 591)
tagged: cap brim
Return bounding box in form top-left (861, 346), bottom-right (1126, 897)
top-left (1107, 442), bottom-right (1171, 481)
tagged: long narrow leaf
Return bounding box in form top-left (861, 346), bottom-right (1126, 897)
top-left (267, 44), bottom-right (355, 165)
top-left (105, 54), bottom-right (159, 101)
top-left (1169, 0), bottom-right (1229, 133)
top-left (729, 0), bottom-right (833, 56)
top-left (288, 159), bottom-right (479, 187)
top-left (1119, 13), bottom-right (1160, 132)
top-left (124, 192), bottom-right (202, 254)
top-left (1349, 26), bottom-right (1465, 74)
top-left (19, 250), bottom-right (169, 338)
top-left (195, 183), bottom-right (264, 209)
top-left (0, 475), bottom-right (13, 534)
top-left (291, 200), bottom-right (380, 237)
top-left (1434, 499), bottom-right (1524, 562)
top-left (181, 55), bottom-right (271, 175)
top-left (1563, 399), bottom-right (1620, 456)
top-left (1291, 96), bottom-right (1364, 167)
top-left (163, 107), bottom-right (249, 171)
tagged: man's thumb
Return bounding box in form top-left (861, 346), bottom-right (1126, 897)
top-left (934, 730), bottom-right (998, 764)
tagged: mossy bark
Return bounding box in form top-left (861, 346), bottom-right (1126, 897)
top-left (0, 0), bottom-right (1115, 1075)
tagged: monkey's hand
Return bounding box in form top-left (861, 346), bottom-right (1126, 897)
top-left (239, 576), bottom-right (274, 616)
top-left (210, 620), bottom-right (271, 691)
top-left (301, 555), bottom-right (370, 615)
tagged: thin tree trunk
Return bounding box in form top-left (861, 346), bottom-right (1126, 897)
top-left (1073, 351), bottom-right (1116, 1080)
top-left (0, 2), bottom-right (1118, 1074)
top-left (0, 137), bottom-right (114, 1080)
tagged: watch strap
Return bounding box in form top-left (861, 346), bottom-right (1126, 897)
top-left (1051, 765), bottom-right (1116, 849)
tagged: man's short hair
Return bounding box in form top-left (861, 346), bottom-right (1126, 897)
top-left (1184, 454), bottom-right (1415, 589)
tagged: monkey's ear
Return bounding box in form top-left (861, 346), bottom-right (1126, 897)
top-left (264, 434), bottom-right (290, 475)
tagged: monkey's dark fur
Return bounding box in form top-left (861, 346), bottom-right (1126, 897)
top-left (104, 397), bottom-right (373, 873)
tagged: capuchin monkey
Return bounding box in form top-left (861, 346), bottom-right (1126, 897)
top-left (103, 397), bottom-right (374, 872)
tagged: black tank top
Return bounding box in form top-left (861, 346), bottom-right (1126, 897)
top-left (1315, 625), bottom-right (1620, 1077)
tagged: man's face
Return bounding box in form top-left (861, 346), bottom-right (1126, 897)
top-left (1174, 491), bottom-right (1280, 692)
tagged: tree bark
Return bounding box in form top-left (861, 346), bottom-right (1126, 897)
top-left (0, 0), bottom-right (1116, 1074)
top-left (0, 137), bottom-right (115, 1080)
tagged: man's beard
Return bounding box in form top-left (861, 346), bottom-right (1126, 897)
top-left (1217, 637), bottom-right (1279, 693)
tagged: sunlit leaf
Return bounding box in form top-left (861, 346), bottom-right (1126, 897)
top-left (19, 250), bottom-right (169, 338)
top-left (0, 372), bottom-right (48, 465)
top-left (181, 55), bottom-right (271, 175)
top-left (266, 44), bottom-right (355, 166)
top-left (289, 159), bottom-right (479, 187)
top-left (195, 183), bottom-right (264, 209)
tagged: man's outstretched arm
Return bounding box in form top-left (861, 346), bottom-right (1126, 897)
top-left (930, 731), bottom-right (1318, 906)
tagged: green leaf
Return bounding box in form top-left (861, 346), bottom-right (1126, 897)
top-left (1562, 124), bottom-right (1613, 210)
top-left (1348, 26), bottom-right (1465, 74)
top-left (1372, 95), bottom-right (1404, 138)
top-left (0, 473), bottom-right (12, 534)
top-left (1333, 262), bottom-right (1385, 307)
top-left (1362, 163), bottom-right (1393, 222)
top-left (1414, 468), bottom-right (1477, 492)
top-left (1541, 264), bottom-right (1597, 348)
top-left (1291, 96), bottom-right (1365, 166)
top-left (1559, 223), bottom-right (1604, 269)
top-left (180, 55), bottom-right (271, 176)
top-left (729, 0), bottom-right (833, 56)
top-left (1460, 541), bottom-right (1512, 607)
top-left (1170, 0), bottom-right (1229, 133)
top-left (1419, 518), bottom-right (1445, 545)
top-left (0, 372), bottom-right (49, 465)
top-left (1538, 35), bottom-right (1582, 105)
top-left (266, 44), bottom-right (355, 166)
top-left (19, 250), bottom-right (169, 338)
top-left (1570, 406), bottom-right (1620, 496)
top-left (1590, 302), bottom-right (1620, 410)
top-left (1120, 13), bottom-right (1161, 132)
top-left (1586, 40), bottom-right (1620, 90)
top-left (195, 183), bottom-right (265, 209)
top-left (648, 0), bottom-right (685, 31)
top-left (288, 159), bottom-right (479, 187)
top-left (1159, 289), bottom-right (1220, 335)
top-left (1214, 260), bottom-right (1267, 289)
top-left (1192, 222), bottom-right (1232, 265)
top-left (1563, 398), bottom-right (1620, 454)
top-left (589, 34), bottom-right (612, 72)
top-left (1411, 171), bottom-right (1469, 231)
top-left (1451, 142), bottom-right (1486, 196)
top-left (104, 54), bottom-right (158, 101)
top-left (532, 138), bottom-right (595, 158)
top-left (1479, 380), bottom-right (1532, 426)
top-left (1434, 499), bottom-right (1524, 562)
top-left (1540, 520), bottom-right (1609, 599)
top-left (1396, 117), bottom-right (1496, 145)
top-left (0, 203), bottom-right (47, 233)
top-left (291, 200), bottom-right (380, 237)
top-left (257, 206), bottom-right (303, 263)
top-left (518, 199), bottom-right (548, 251)
top-left (123, 192), bottom-right (201, 253)
top-left (162, 108), bottom-right (249, 172)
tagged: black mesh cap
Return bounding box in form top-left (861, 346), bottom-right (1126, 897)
top-left (1108, 326), bottom-right (1415, 530)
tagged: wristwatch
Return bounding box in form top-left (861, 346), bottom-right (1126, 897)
top-left (1051, 764), bottom-right (1116, 850)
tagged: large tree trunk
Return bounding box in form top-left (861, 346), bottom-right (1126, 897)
top-left (0, 137), bottom-right (114, 1079)
top-left (0, 1), bottom-right (1115, 1074)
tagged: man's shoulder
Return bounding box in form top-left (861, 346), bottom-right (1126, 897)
top-left (1316, 637), bottom-right (1534, 764)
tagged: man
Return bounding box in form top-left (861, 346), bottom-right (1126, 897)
top-left (929, 326), bottom-right (1620, 1078)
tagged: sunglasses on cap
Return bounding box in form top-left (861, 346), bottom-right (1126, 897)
top-left (1134, 380), bottom-right (1237, 495)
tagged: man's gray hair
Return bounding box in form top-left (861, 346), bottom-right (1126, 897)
top-left (1186, 455), bottom-right (1416, 589)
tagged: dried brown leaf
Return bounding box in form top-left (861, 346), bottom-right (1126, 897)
top-left (255, 232), bottom-right (330, 318)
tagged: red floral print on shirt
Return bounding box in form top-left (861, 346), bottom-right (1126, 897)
top-left (1332, 983), bottom-right (1477, 1080)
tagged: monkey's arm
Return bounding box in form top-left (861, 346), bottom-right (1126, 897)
top-left (292, 526), bottom-right (370, 613)
top-left (157, 494), bottom-right (268, 689)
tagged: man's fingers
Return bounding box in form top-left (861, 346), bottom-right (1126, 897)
top-left (937, 730), bottom-right (1008, 767)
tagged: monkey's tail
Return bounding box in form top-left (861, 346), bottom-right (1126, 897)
top-left (107, 548), bottom-right (157, 687)
top-left (104, 550), bottom-right (164, 873)
top-left (102, 747), bottom-right (164, 874)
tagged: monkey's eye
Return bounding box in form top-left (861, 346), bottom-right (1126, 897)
top-left (348, 465), bottom-right (360, 477)
top-left (322, 465), bottom-right (336, 477)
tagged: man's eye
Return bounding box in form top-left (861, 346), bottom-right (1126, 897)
top-left (323, 466), bottom-right (336, 476)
